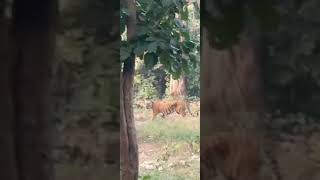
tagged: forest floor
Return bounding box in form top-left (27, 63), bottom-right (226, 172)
top-left (52, 100), bottom-right (320, 180)
top-left (135, 107), bottom-right (320, 180)
top-left (259, 114), bottom-right (320, 180)
top-left (134, 104), bottom-right (200, 180)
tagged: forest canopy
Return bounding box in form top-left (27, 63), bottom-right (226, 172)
top-left (121, 0), bottom-right (200, 100)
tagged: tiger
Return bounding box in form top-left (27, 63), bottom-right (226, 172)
top-left (148, 99), bottom-right (197, 120)
top-left (148, 100), bottom-right (178, 120)
top-left (175, 100), bottom-right (197, 117)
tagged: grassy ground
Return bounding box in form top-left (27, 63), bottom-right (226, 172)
top-left (53, 102), bottom-right (200, 180)
top-left (135, 105), bottom-right (200, 180)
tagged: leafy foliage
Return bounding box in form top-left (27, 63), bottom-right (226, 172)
top-left (53, 33), bottom-right (120, 129)
top-left (186, 58), bottom-right (200, 97)
top-left (121, 0), bottom-right (199, 79)
top-left (263, 1), bottom-right (320, 117)
top-left (52, 1), bottom-right (120, 167)
top-left (127, 0), bottom-right (200, 100)
top-left (134, 72), bottom-right (159, 100)
top-left (202, 0), bottom-right (279, 49)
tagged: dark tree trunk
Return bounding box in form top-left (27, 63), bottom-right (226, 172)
top-left (120, 0), bottom-right (139, 179)
top-left (156, 71), bottom-right (167, 99)
top-left (2, 0), bottom-right (57, 180)
top-left (200, 23), bottom-right (264, 180)
top-left (0, 0), bottom-right (57, 179)
top-left (201, 26), bottom-right (263, 133)
top-left (0, 1), bottom-right (18, 179)
top-left (153, 67), bottom-right (167, 99)
top-left (120, 57), bottom-right (138, 180)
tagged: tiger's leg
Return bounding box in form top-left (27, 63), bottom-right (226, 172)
top-left (166, 108), bottom-right (173, 117)
top-left (182, 112), bottom-right (186, 117)
top-left (175, 107), bottom-right (181, 115)
top-left (163, 108), bottom-right (171, 118)
top-left (182, 107), bottom-right (187, 117)
top-left (152, 112), bottom-right (157, 120)
top-left (161, 113), bottom-right (165, 119)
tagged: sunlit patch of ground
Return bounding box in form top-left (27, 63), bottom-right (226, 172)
top-left (135, 106), bottom-right (200, 180)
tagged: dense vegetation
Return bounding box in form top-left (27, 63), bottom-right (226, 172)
top-left (53, 0), bottom-right (119, 133)
top-left (51, 1), bottom-right (120, 179)
top-left (121, 1), bottom-right (200, 179)
top-left (121, 0), bottom-right (200, 100)
top-left (203, 0), bottom-right (320, 118)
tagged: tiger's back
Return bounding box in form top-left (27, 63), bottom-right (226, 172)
top-left (149, 99), bottom-right (197, 120)
top-left (150, 100), bottom-right (177, 120)
top-left (175, 100), bottom-right (197, 117)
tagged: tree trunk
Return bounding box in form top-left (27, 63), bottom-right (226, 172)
top-left (120, 57), bottom-right (138, 180)
top-left (12, 0), bottom-right (57, 180)
top-left (0, 1), bottom-right (18, 179)
top-left (0, 1), bottom-right (57, 180)
top-left (201, 26), bottom-right (263, 133)
top-left (169, 74), bottom-right (187, 99)
top-left (200, 24), bottom-right (264, 180)
top-left (120, 0), bottom-right (139, 179)
top-left (153, 67), bottom-right (167, 99)
top-left (156, 71), bottom-right (167, 99)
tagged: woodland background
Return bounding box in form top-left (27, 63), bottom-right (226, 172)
top-left (201, 0), bottom-right (320, 180)
top-left (57, 0), bottom-right (320, 179)
top-left (2, 0), bottom-right (320, 180)
top-left (53, 0), bottom-right (120, 179)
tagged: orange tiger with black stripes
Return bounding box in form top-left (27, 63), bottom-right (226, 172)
top-left (147, 99), bottom-right (196, 120)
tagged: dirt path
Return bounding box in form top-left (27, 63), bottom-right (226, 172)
top-left (135, 107), bottom-right (200, 180)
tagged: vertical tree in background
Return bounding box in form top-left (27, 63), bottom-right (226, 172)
top-left (169, 74), bottom-right (187, 99)
top-left (0, 0), bottom-right (17, 179)
top-left (120, 0), bottom-right (198, 179)
top-left (201, 1), bottom-right (268, 133)
top-left (200, 0), bottom-right (279, 179)
top-left (13, 0), bottom-right (57, 179)
top-left (120, 0), bottom-right (139, 179)
top-left (0, 0), bottom-right (57, 179)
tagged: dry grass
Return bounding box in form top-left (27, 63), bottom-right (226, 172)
top-left (135, 106), bottom-right (200, 180)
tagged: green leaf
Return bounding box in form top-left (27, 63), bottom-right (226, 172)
top-left (120, 46), bottom-right (132, 61)
top-left (159, 51), bottom-right (172, 70)
top-left (120, 8), bottom-right (128, 35)
top-left (147, 42), bottom-right (158, 53)
top-left (121, 0), bottom-right (199, 80)
top-left (181, 5), bottom-right (189, 21)
top-left (134, 41), bottom-right (149, 56)
top-left (144, 53), bottom-right (158, 69)
top-left (250, 0), bottom-right (280, 31)
top-left (161, 0), bottom-right (173, 7)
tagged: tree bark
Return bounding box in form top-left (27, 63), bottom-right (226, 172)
top-left (200, 23), bottom-right (264, 180)
top-left (201, 26), bottom-right (263, 133)
top-left (12, 0), bottom-right (57, 180)
top-left (156, 70), bottom-right (167, 99)
top-left (120, 57), bottom-right (138, 180)
top-left (169, 74), bottom-right (187, 99)
top-left (0, 1), bottom-right (18, 179)
top-left (120, 0), bottom-right (139, 179)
